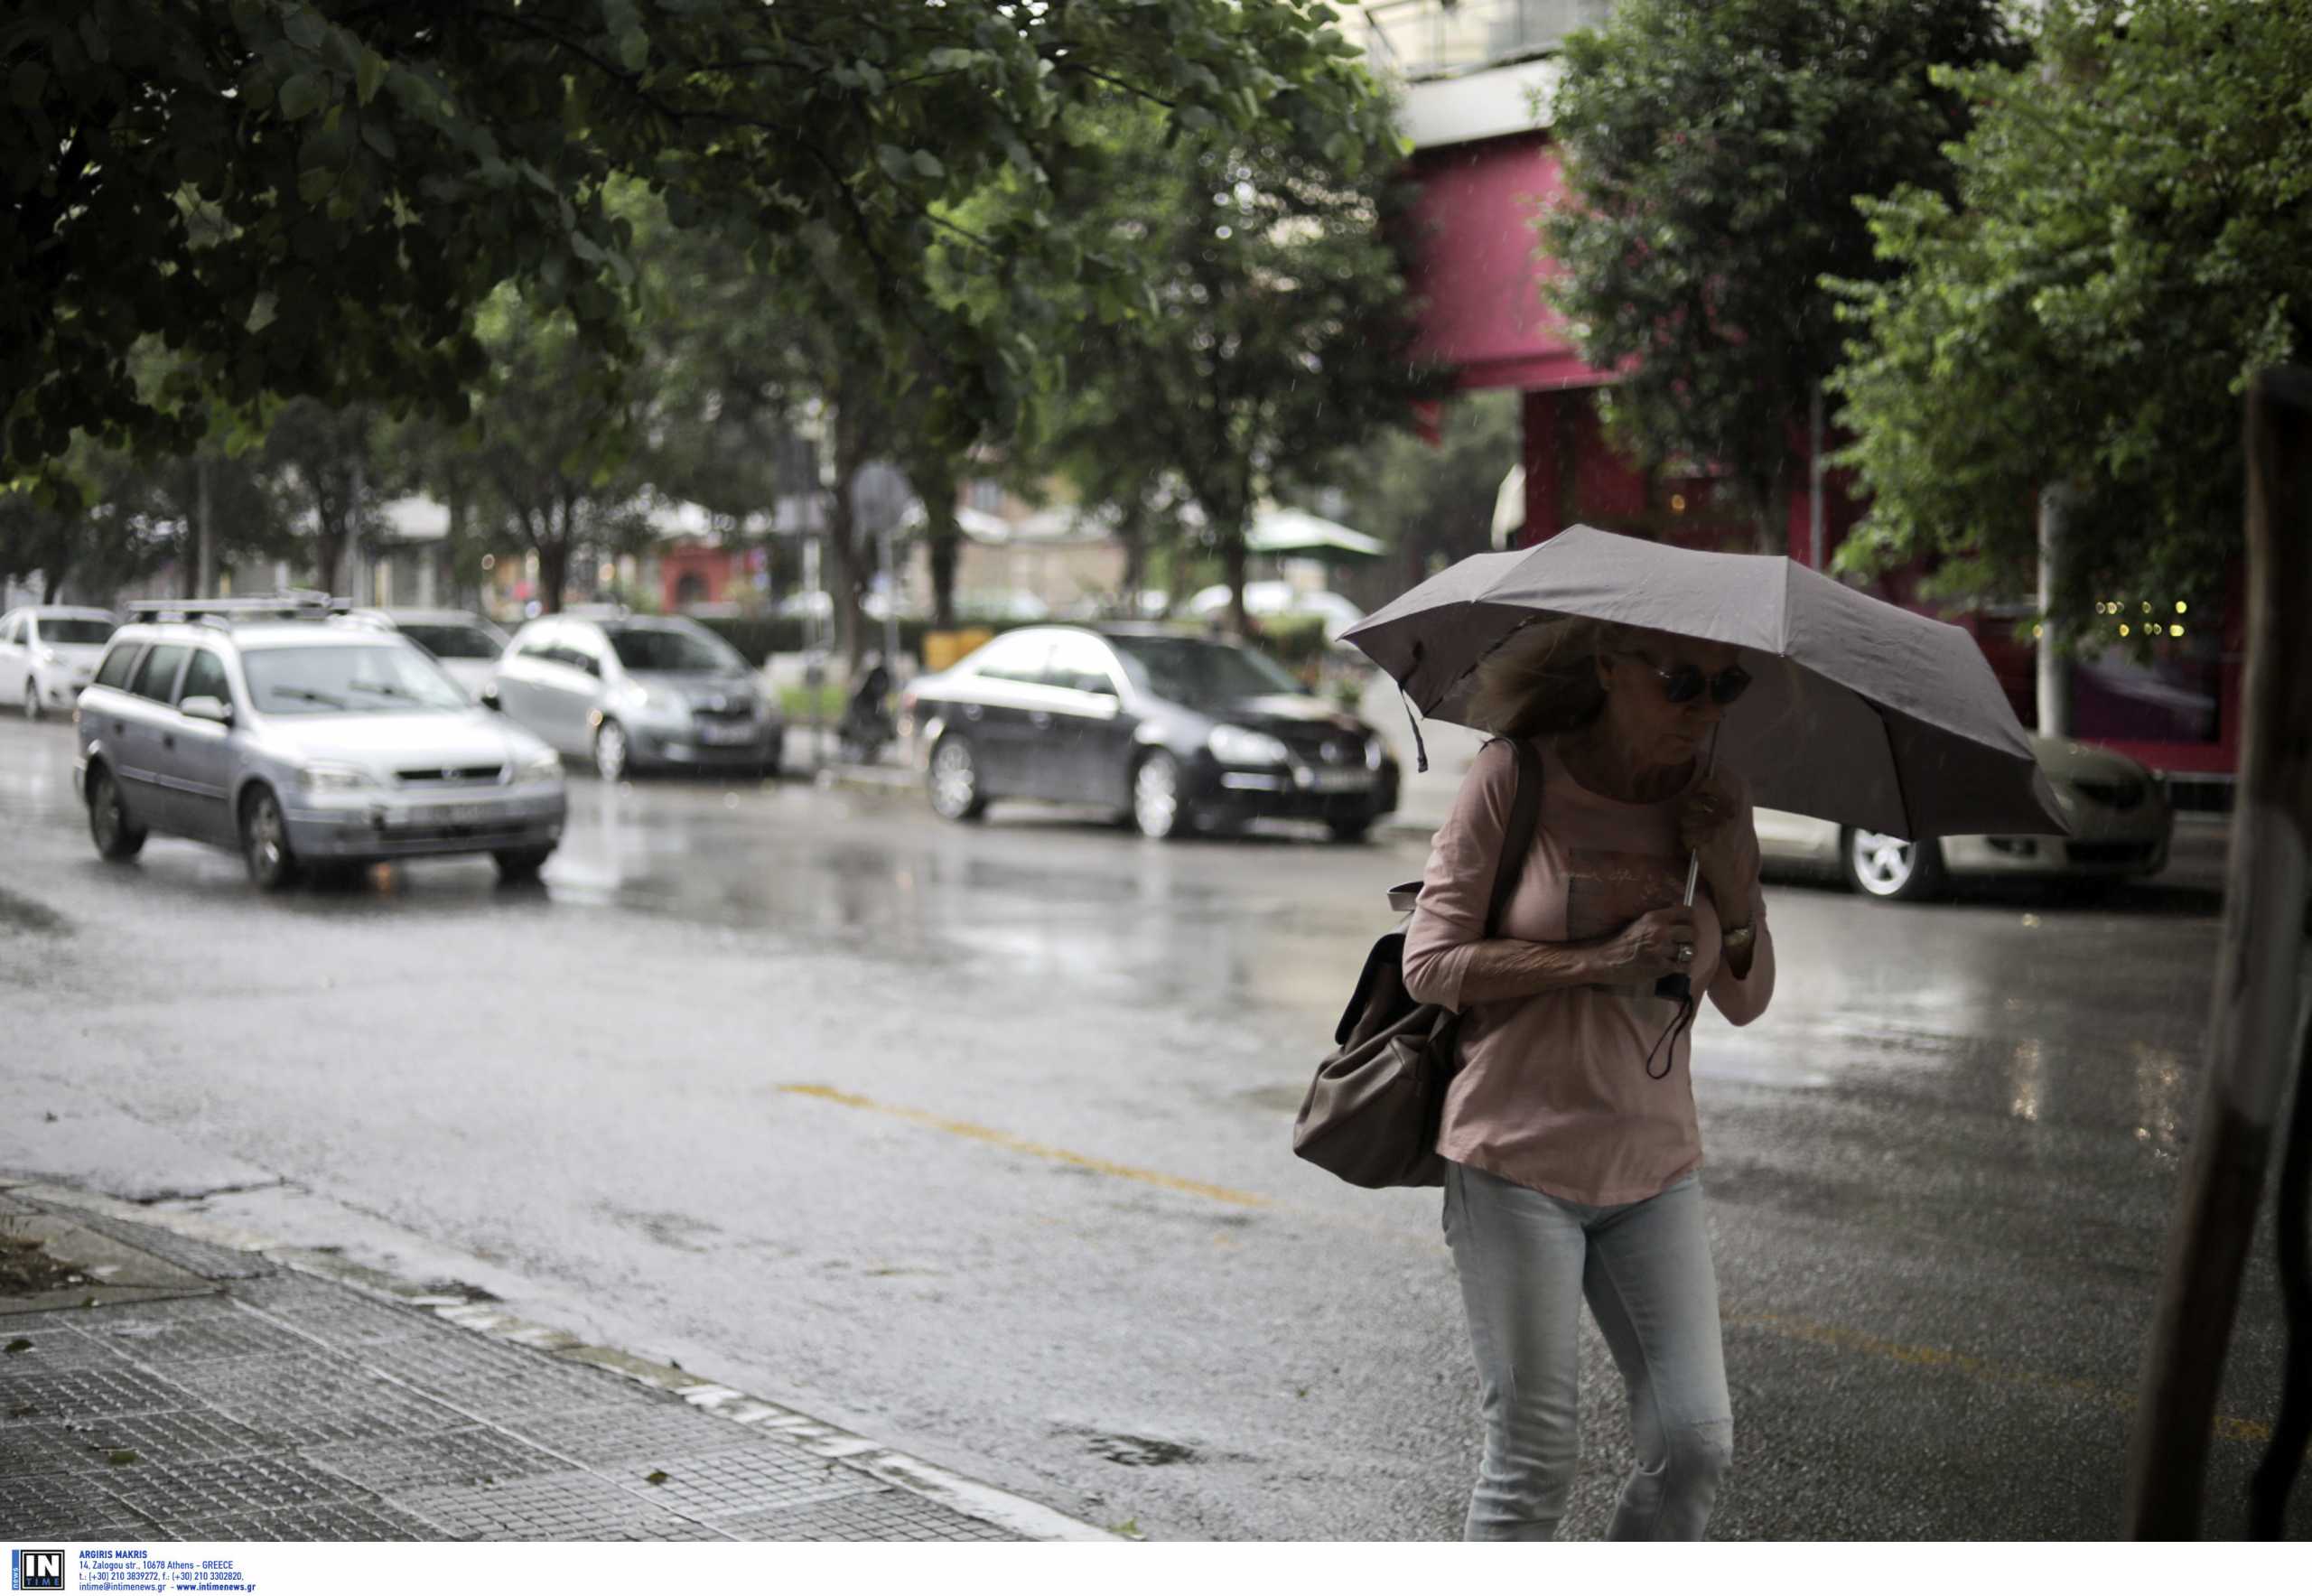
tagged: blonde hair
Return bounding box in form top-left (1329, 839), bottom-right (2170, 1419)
top-left (1463, 617), bottom-right (1639, 741)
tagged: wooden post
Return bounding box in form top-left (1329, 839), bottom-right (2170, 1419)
top-left (2122, 369), bottom-right (2312, 1535)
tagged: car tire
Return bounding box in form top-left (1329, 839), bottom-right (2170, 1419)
top-left (928, 734), bottom-right (986, 822)
top-left (23, 677), bottom-right (42, 721)
top-left (1841, 826), bottom-right (1944, 902)
top-left (1133, 751), bottom-right (1194, 841)
top-left (492, 845), bottom-right (555, 882)
top-left (86, 765), bottom-right (146, 861)
top-left (593, 719), bottom-right (630, 782)
top-left (239, 785), bottom-right (304, 892)
top-left (1327, 815), bottom-right (1375, 844)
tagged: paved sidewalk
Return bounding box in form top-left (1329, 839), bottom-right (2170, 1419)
top-left (0, 1181), bottom-right (1103, 1542)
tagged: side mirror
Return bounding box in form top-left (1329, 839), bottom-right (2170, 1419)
top-left (479, 684), bottom-right (502, 712)
top-left (179, 695), bottom-right (233, 726)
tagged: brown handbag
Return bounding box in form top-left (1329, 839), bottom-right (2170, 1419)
top-left (1291, 739), bottom-right (1543, 1189)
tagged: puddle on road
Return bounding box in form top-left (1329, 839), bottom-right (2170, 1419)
top-left (0, 886), bottom-right (68, 936)
top-left (1084, 1433), bottom-right (1199, 1468)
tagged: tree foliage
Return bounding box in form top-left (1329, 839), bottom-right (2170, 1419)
top-left (1542, 0), bottom-right (2018, 551)
top-left (1288, 391), bottom-right (1521, 604)
top-left (5, 0), bottom-right (1389, 481)
top-left (1034, 100), bottom-right (1443, 631)
top-left (1827, 0), bottom-right (2306, 638)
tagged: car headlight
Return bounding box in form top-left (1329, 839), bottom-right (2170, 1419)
top-left (1364, 734), bottom-right (1384, 770)
top-left (36, 646), bottom-right (59, 665)
top-left (517, 748), bottom-right (564, 782)
top-left (1208, 724), bottom-right (1291, 765)
top-left (297, 762), bottom-right (376, 793)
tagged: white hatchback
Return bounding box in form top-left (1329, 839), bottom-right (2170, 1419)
top-left (0, 605), bottom-right (118, 720)
top-left (1756, 733), bottom-right (2175, 901)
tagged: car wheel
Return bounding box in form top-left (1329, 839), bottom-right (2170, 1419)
top-left (1327, 815), bottom-right (1375, 844)
top-left (239, 785), bottom-right (303, 892)
top-left (928, 735), bottom-right (985, 821)
top-left (86, 765), bottom-right (145, 861)
top-left (1841, 826), bottom-right (1944, 901)
top-left (23, 677), bottom-right (42, 721)
top-left (492, 845), bottom-right (555, 882)
top-left (1133, 751), bottom-right (1194, 840)
top-left (593, 719), bottom-right (630, 782)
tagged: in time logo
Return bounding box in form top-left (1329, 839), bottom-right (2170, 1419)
top-left (10, 1549), bottom-right (65, 1591)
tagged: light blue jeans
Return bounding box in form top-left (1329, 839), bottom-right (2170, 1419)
top-left (1442, 1161), bottom-right (1734, 1541)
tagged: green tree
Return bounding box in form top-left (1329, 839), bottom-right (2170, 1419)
top-left (1828, 0), bottom-right (2305, 638)
top-left (1289, 390), bottom-right (1522, 604)
top-left (0, 444), bottom-right (169, 602)
top-left (262, 398), bottom-right (381, 596)
top-left (1542, 0), bottom-right (2019, 553)
top-left (1035, 102), bottom-right (1442, 633)
top-left (5, 0), bottom-right (1388, 481)
top-left (465, 285), bottom-right (650, 614)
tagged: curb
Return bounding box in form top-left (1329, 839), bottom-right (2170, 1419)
top-left (4, 1175), bottom-right (1121, 1544)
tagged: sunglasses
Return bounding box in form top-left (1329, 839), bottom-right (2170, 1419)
top-left (1621, 651), bottom-right (1752, 707)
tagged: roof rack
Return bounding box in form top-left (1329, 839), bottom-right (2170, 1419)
top-left (125, 592), bottom-right (341, 627)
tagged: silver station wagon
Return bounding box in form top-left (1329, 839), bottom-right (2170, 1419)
top-left (74, 600), bottom-right (568, 891)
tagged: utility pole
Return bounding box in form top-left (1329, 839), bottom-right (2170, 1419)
top-left (195, 455), bottom-right (216, 598)
top-left (1807, 382), bottom-right (1825, 572)
top-left (2035, 483), bottom-right (2071, 738)
top-left (2123, 369), bottom-right (2312, 1536)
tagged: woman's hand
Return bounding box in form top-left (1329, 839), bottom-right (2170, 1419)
top-left (1679, 771), bottom-right (1757, 905)
top-left (1608, 904), bottom-right (1699, 982)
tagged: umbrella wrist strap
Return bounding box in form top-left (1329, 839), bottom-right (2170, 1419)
top-left (1397, 686), bottom-right (1429, 774)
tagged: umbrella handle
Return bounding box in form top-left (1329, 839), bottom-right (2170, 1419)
top-left (1655, 726), bottom-right (1724, 1003)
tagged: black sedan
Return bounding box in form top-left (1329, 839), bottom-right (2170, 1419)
top-left (899, 624), bottom-right (1399, 841)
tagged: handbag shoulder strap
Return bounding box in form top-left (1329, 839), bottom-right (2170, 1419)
top-left (1482, 738), bottom-right (1544, 938)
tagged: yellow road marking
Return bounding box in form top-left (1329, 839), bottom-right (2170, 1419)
top-left (778, 1086), bottom-right (2270, 1443)
top-left (778, 1084), bottom-right (1271, 1209)
top-left (1726, 1310), bottom-right (2272, 1444)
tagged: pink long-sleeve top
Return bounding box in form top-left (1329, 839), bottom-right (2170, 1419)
top-left (1403, 733), bottom-right (1776, 1205)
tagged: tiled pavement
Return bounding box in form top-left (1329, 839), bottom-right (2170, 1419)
top-left (0, 1187), bottom-right (1033, 1542)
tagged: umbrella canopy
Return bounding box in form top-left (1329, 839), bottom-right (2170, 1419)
top-left (1341, 525), bottom-right (2065, 840)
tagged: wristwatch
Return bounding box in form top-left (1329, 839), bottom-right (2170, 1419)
top-left (1721, 921), bottom-right (1757, 954)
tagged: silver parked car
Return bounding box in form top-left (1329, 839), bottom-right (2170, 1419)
top-left (1756, 733), bottom-right (2173, 901)
top-left (489, 614), bottom-right (783, 781)
top-left (74, 604), bottom-right (567, 891)
top-left (334, 608), bottom-right (510, 699)
top-left (1, 605), bottom-right (117, 720)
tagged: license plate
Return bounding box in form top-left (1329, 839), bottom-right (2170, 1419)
top-left (697, 722), bottom-right (757, 746)
top-left (1304, 770), bottom-right (1375, 793)
top-left (406, 803), bottom-right (495, 826)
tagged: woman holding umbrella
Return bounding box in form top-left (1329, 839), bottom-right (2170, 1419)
top-left (1402, 615), bottom-right (1776, 1541)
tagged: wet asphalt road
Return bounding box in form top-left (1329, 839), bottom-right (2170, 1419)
top-left (2, 711), bottom-right (2304, 1541)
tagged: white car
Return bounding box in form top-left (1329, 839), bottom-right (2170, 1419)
top-left (0, 605), bottom-right (119, 720)
top-left (1757, 734), bottom-right (2174, 901)
top-left (334, 608), bottom-right (510, 699)
top-left (1185, 582), bottom-right (1365, 640)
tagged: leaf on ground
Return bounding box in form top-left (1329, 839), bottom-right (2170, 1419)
top-left (644, 1470), bottom-right (668, 1485)
top-left (4, 1338), bottom-right (31, 1354)
top-left (107, 1449), bottom-right (139, 1466)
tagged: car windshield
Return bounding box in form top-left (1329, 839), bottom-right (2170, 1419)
top-left (396, 623), bottom-right (503, 660)
top-left (1105, 635), bottom-right (1304, 706)
top-left (241, 643), bottom-right (471, 714)
top-left (603, 625), bottom-right (741, 673)
top-left (41, 618), bottom-right (116, 645)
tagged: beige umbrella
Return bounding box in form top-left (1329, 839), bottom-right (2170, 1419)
top-left (1341, 524), bottom-right (2066, 840)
